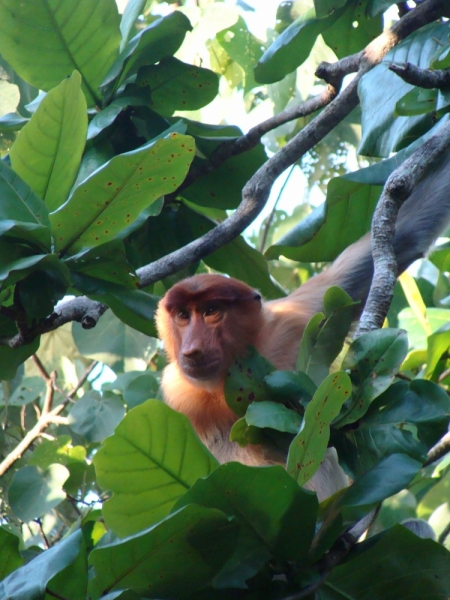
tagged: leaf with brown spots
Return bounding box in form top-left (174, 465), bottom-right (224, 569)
top-left (334, 328), bottom-right (408, 428)
top-left (50, 132), bottom-right (195, 255)
top-left (287, 371), bottom-right (351, 486)
top-left (224, 348), bottom-right (275, 417)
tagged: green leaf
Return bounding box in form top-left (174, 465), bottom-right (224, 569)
top-left (396, 87), bottom-right (438, 116)
top-left (8, 464), bottom-right (69, 522)
top-left (224, 348), bottom-right (275, 417)
top-left (72, 309), bottom-right (157, 365)
top-left (254, 6), bottom-right (345, 84)
top-left (0, 221), bottom-right (50, 253)
top-left (0, 336), bottom-right (40, 381)
top-left (264, 370), bottom-right (316, 405)
top-left (121, 372), bottom-right (160, 408)
top-left (10, 71), bottom-right (87, 212)
top-left (246, 401), bottom-right (302, 434)
top-left (182, 143), bottom-right (267, 210)
top-left (68, 391), bottom-right (126, 443)
top-left (296, 287), bottom-right (357, 385)
top-left (0, 112), bottom-right (27, 131)
top-left (93, 400), bottom-right (218, 536)
top-left (50, 132), bottom-right (195, 255)
top-left (135, 57), bottom-right (219, 116)
top-left (46, 536), bottom-right (87, 600)
top-left (324, 525), bottom-right (450, 599)
top-left (0, 528), bottom-right (23, 580)
top-left (335, 328), bottom-right (408, 427)
top-left (229, 417), bottom-right (265, 447)
top-left (88, 505), bottom-right (238, 599)
top-left (333, 379), bottom-right (450, 478)
top-left (100, 11), bottom-right (192, 99)
top-left (6, 376), bottom-right (46, 407)
top-left (0, 0), bottom-right (121, 106)
top-left (28, 435), bottom-right (84, 469)
top-left (119, 0), bottom-right (147, 51)
top-left (216, 17), bottom-right (264, 94)
top-left (322, 0), bottom-right (382, 60)
top-left (287, 372), bottom-right (351, 486)
top-left (0, 253), bottom-right (70, 289)
top-left (425, 324), bottom-right (450, 379)
top-left (174, 463), bottom-right (318, 564)
top-left (359, 22), bottom-right (449, 157)
top-left (313, 454), bottom-right (423, 557)
top-left (0, 159), bottom-right (50, 240)
top-left (65, 240), bottom-right (137, 290)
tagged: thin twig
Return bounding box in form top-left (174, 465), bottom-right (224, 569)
top-left (438, 521), bottom-right (450, 545)
top-left (0, 360), bottom-right (98, 477)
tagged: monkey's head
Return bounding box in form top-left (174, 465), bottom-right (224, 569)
top-left (156, 274), bottom-right (263, 384)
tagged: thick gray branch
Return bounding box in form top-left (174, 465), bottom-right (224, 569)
top-left (356, 119), bottom-right (450, 336)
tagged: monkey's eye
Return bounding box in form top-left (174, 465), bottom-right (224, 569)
top-left (175, 309), bottom-right (189, 320)
top-left (204, 306), bottom-right (221, 318)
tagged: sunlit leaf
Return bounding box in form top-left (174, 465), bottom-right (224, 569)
top-left (94, 400), bottom-right (218, 535)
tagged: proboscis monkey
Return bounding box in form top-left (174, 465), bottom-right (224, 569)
top-left (156, 157), bottom-right (450, 500)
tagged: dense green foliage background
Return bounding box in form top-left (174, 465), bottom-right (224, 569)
top-left (0, 0), bottom-right (449, 598)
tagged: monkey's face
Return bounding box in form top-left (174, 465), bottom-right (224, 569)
top-left (172, 302), bottom-right (232, 382)
top-left (156, 274), bottom-right (263, 385)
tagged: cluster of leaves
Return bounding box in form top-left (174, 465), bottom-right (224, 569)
top-left (0, 0), bottom-right (450, 598)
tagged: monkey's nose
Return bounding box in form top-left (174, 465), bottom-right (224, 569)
top-left (182, 348), bottom-right (204, 361)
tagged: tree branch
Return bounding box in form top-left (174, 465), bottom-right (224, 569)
top-left (0, 360), bottom-right (98, 476)
top-left (356, 119), bottom-right (450, 336)
top-left (424, 431), bottom-right (450, 467)
top-left (390, 63), bottom-right (450, 88)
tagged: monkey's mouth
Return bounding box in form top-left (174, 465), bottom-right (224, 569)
top-left (181, 358), bottom-right (222, 381)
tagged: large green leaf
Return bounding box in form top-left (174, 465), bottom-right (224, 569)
top-left (93, 400), bottom-right (218, 536)
top-left (175, 463), bottom-right (318, 562)
top-left (0, 0), bottom-right (120, 106)
top-left (8, 464), bottom-right (69, 522)
top-left (0, 529), bottom-right (23, 580)
top-left (68, 391), bottom-right (126, 443)
top-left (50, 132), bottom-right (195, 255)
top-left (135, 57), bottom-right (219, 116)
top-left (296, 286), bottom-right (357, 385)
top-left (333, 380), bottom-right (450, 478)
top-left (335, 328), bottom-right (408, 427)
top-left (88, 505), bottom-right (238, 599)
top-left (287, 372), bottom-right (351, 486)
top-left (323, 526), bottom-right (450, 599)
top-left (359, 22), bottom-right (449, 157)
top-left (10, 71), bottom-right (87, 212)
top-left (254, 5), bottom-right (345, 84)
top-left (100, 12), bottom-right (192, 100)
